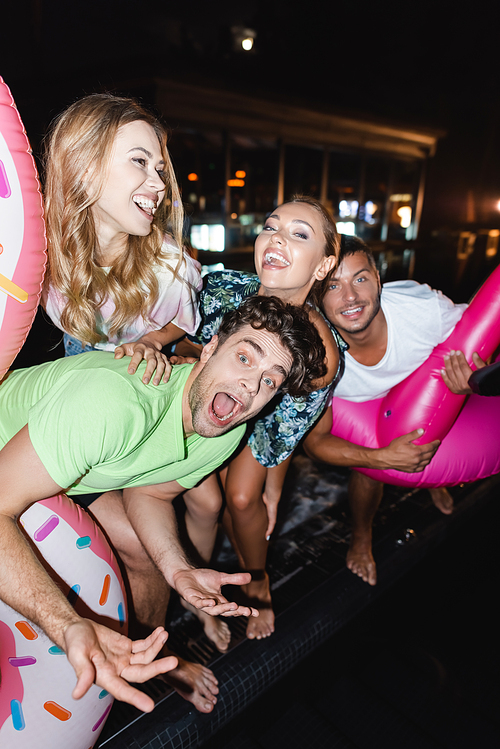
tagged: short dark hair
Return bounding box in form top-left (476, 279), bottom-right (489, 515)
top-left (317, 235), bottom-right (378, 307)
top-left (338, 234), bottom-right (377, 272)
top-left (217, 296), bottom-right (326, 396)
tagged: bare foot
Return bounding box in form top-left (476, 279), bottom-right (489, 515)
top-left (244, 574), bottom-right (275, 640)
top-left (346, 537), bottom-right (377, 586)
top-left (181, 599), bottom-right (231, 652)
top-left (158, 656), bottom-right (219, 713)
top-left (429, 487), bottom-right (453, 515)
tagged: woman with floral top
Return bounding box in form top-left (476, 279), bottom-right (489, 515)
top-left (175, 196), bottom-right (346, 646)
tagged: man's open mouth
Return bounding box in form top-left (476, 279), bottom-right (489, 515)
top-left (211, 392), bottom-right (242, 422)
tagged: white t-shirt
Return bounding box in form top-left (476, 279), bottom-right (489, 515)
top-left (334, 280), bottom-right (467, 402)
top-left (44, 240), bottom-right (202, 351)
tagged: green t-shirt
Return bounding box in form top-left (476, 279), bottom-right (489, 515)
top-left (0, 352), bottom-right (244, 495)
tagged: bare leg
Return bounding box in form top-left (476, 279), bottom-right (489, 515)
top-left (183, 473), bottom-right (222, 564)
top-left (182, 475), bottom-right (231, 653)
top-left (224, 446), bottom-right (274, 640)
top-left (90, 491), bottom-right (218, 712)
top-left (346, 471), bottom-right (383, 586)
top-left (429, 486), bottom-right (454, 515)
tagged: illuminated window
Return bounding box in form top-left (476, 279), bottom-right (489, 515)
top-left (190, 224), bottom-right (225, 252)
top-left (336, 222), bottom-right (356, 235)
top-left (486, 229), bottom-right (499, 258)
top-left (397, 206), bottom-right (412, 229)
top-left (339, 200), bottom-right (359, 219)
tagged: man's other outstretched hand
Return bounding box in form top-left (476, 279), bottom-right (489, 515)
top-left (64, 621), bottom-right (177, 713)
top-left (172, 568), bottom-right (259, 618)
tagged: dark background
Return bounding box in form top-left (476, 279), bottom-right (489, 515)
top-left (1, 8), bottom-right (499, 745)
top-left (2, 1), bottom-right (500, 233)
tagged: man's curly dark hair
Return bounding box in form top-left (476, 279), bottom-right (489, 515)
top-left (216, 296), bottom-right (326, 397)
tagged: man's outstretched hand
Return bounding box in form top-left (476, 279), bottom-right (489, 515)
top-left (172, 568), bottom-right (259, 618)
top-left (64, 621), bottom-right (177, 713)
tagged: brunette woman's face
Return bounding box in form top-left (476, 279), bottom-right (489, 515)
top-left (90, 120), bottom-right (166, 246)
top-left (254, 202), bottom-right (335, 304)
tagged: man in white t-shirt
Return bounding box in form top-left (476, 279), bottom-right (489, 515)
top-left (305, 237), bottom-right (485, 586)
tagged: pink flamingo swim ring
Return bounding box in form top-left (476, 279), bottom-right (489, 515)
top-left (330, 262), bottom-right (500, 488)
top-left (0, 77), bottom-right (127, 748)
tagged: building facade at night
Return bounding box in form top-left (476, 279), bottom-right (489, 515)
top-left (134, 78), bottom-right (443, 269)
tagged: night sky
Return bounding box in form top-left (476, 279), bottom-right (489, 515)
top-left (1, 1), bottom-right (499, 231)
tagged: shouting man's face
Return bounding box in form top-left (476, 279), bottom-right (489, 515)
top-left (185, 325), bottom-right (293, 438)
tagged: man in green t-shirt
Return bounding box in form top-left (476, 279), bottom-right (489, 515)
top-left (0, 297), bottom-right (325, 713)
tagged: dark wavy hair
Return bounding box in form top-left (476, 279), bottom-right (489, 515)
top-left (217, 296), bottom-right (326, 396)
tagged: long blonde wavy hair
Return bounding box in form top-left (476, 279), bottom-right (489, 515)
top-left (43, 93), bottom-right (185, 346)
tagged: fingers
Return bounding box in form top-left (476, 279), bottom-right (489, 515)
top-left (263, 499), bottom-right (277, 540)
top-left (124, 655), bottom-right (179, 682)
top-left (92, 669), bottom-right (158, 713)
top-left (441, 350), bottom-right (474, 394)
top-left (218, 571), bottom-right (252, 587)
top-left (141, 353), bottom-right (170, 385)
top-left (472, 351), bottom-right (487, 369)
top-left (169, 355), bottom-right (197, 365)
top-left (121, 345), bottom-right (170, 385)
top-left (127, 349), bottom-right (147, 376)
top-left (130, 626), bottom-right (169, 660)
top-left (221, 605), bottom-right (259, 618)
top-left (71, 661), bottom-right (97, 701)
top-left (404, 428), bottom-right (425, 442)
top-left (201, 602), bottom-right (256, 617)
top-left (387, 431), bottom-right (441, 472)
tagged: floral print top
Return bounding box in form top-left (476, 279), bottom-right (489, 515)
top-left (189, 269), bottom-right (347, 467)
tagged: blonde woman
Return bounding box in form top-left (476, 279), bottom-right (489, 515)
top-left (41, 94), bottom-right (228, 713)
top-left (43, 93), bottom-right (202, 385)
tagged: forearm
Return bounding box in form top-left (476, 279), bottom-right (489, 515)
top-left (304, 432), bottom-right (391, 470)
top-left (173, 338), bottom-right (203, 358)
top-left (264, 456), bottom-right (292, 500)
top-left (0, 514), bottom-right (80, 649)
top-left (138, 322), bottom-right (186, 350)
top-left (122, 488), bottom-right (194, 589)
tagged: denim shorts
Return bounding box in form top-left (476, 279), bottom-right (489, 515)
top-left (64, 333), bottom-right (97, 357)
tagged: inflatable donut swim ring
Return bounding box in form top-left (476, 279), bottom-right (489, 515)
top-left (0, 76), bottom-right (46, 378)
top-left (0, 494), bottom-right (127, 748)
top-left (330, 262), bottom-right (500, 488)
top-left (0, 78), bottom-right (127, 746)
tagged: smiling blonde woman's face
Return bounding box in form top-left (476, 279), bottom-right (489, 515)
top-left (90, 121), bottom-right (166, 249)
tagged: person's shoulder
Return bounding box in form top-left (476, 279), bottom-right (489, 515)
top-left (382, 279), bottom-right (434, 297)
top-left (203, 269), bottom-right (260, 295)
top-left (381, 279), bottom-right (440, 307)
top-left (206, 268), bottom-right (258, 284)
top-left (157, 238), bottom-right (202, 282)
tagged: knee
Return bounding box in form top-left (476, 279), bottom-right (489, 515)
top-left (113, 528), bottom-right (151, 572)
top-left (349, 470), bottom-right (384, 499)
top-left (226, 485), bottom-right (259, 514)
top-left (185, 488), bottom-right (223, 524)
